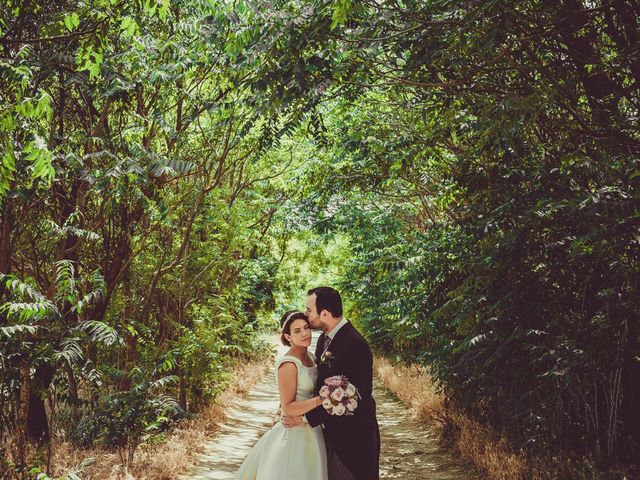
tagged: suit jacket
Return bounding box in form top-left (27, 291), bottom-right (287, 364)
top-left (307, 321), bottom-right (380, 480)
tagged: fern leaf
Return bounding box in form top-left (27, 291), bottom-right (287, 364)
top-left (63, 226), bottom-right (101, 242)
top-left (0, 324), bottom-right (39, 337)
top-left (0, 274), bottom-right (49, 302)
top-left (0, 301), bottom-right (56, 321)
top-left (150, 375), bottom-right (179, 390)
top-left (54, 338), bottom-right (85, 365)
top-left (55, 260), bottom-right (77, 300)
top-left (77, 320), bottom-right (122, 346)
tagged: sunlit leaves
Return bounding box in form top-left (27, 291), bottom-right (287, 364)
top-left (120, 16), bottom-right (138, 37)
top-left (24, 136), bottom-right (54, 183)
top-left (63, 12), bottom-right (80, 32)
top-left (0, 274), bottom-right (48, 303)
top-left (76, 44), bottom-right (103, 79)
top-left (0, 301), bottom-right (55, 322)
top-left (0, 68), bottom-right (54, 193)
top-left (73, 271), bottom-right (106, 315)
top-left (331, 0), bottom-right (352, 30)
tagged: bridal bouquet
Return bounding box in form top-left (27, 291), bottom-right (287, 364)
top-left (319, 375), bottom-right (359, 416)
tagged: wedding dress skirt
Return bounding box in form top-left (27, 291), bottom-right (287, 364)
top-left (234, 354), bottom-right (328, 480)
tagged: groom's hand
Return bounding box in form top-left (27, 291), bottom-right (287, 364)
top-left (281, 415), bottom-right (303, 428)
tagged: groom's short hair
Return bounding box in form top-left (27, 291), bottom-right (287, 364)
top-left (308, 286), bottom-right (343, 317)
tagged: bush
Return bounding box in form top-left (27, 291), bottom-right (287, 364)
top-left (69, 372), bottom-right (184, 467)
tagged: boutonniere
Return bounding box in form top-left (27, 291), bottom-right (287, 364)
top-left (320, 350), bottom-right (334, 367)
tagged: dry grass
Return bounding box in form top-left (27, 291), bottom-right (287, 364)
top-left (47, 354), bottom-right (273, 480)
top-left (373, 356), bottom-right (444, 424)
top-left (374, 355), bottom-right (530, 480)
top-left (448, 411), bottom-right (529, 480)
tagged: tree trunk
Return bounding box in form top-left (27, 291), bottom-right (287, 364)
top-left (27, 363), bottom-right (56, 443)
top-left (556, 0), bottom-right (622, 124)
top-left (64, 362), bottom-right (79, 419)
top-left (0, 199), bottom-right (14, 301)
top-left (179, 373), bottom-right (187, 412)
top-left (15, 362), bottom-right (30, 474)
top-left (620, 311), bottom-right (640, 464)
top-left (119, 272), bottom-right (138, 391)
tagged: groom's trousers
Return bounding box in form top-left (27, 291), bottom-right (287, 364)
top-left (326, 440), bottom-right (355, 480)
top-left (326, 424), bottom-right (380, 480)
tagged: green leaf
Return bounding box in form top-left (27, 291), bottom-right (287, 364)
top-left (158, 0), bottom-right (171, 21)
top-left (54, 338), bottom-right (85, 365)
top-left (24, 137), bottom-right (55, 183)
top-left (0, 324), bottom-right (39, 337)
top-left (120, 16), bottom-right (138, 36)
top-left (77, 320), bottom-right (122, 346)
top-left (331, 0), bottom-right (352, 30)
top-left (63, 12), bottom-right (80, 32)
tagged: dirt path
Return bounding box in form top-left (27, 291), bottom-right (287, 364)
top-left (183, 336), bottom-right (478, 480)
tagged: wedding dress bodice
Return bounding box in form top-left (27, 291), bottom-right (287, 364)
top-left (275, 353), bottom-right (318, 401)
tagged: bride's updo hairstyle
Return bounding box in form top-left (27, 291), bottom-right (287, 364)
top-left (280, 310), bottom-right (308, 346)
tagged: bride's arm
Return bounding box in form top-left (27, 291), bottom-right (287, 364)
top-left (278, 362), bottom-right (322, 417)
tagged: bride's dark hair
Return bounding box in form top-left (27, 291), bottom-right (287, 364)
top-left (280, 310), bottom-right (308, 346)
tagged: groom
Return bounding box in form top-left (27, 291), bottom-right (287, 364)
top-left (283, 286), bottom-right (380, 480)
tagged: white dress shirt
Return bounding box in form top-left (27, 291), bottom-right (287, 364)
top-left (326, 317), bottom-right (348, 342)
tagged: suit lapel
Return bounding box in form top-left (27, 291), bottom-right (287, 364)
top-left (325, 320), bottom-right (352, 356)
top-left (315, 332), bottom-right (326, 360)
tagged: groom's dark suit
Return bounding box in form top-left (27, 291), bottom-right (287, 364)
top-left (306, 321), bottom-right (380, 480)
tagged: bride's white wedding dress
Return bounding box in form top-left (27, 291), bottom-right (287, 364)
top-left (233, 352), bottom-right (328, 480)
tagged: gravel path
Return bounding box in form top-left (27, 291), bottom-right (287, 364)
top-left (183, 336), bottom-right (478, 480)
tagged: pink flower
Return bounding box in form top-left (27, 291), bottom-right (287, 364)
top-left (331, 387), bottom-right (345, 402)
top-left (319, 386), bottom-right (331, 398)
top-left (325, 375), bottom-right (343, 387)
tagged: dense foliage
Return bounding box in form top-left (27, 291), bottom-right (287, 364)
top-left (0, 1), bottom-right (297, 477)
top-left (223, 0), bottom-right (639, 475)
top-left (1, 0), bottom-right (638, 478)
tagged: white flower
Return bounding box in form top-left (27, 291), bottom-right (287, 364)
top-left (319, 386), bottom-right (330, 398)
top-left (331, 387), bottom-right (345, 402)
top-left (333, 402), bottom-right (346, 416)
top-left (321, 351), bottom-right (334, 365)
top-left (345, 383), bottom-right (356, 397)
top-left (346, 397), bottom-right (358, 412)
top-left (322, 398), bottom-right (333, 410)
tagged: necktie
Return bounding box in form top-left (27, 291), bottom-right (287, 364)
top-left (323, 335), bottom-right (332, 355)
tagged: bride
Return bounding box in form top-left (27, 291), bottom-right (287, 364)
top-left (233, 310), bottom-right (328, 480)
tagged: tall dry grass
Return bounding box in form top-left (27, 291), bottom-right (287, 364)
top-left (374, 355), bottom-right (529, 480)
top-left (373, 356), bottom-right (444, 423)
top-left (447, 411), bottom-right (529, 480)
top-left (48, 355), bottom-right (272, 480)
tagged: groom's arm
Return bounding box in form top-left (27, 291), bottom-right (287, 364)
top-left (307, 338), bottom-right (374, 428)
top-left (305, 402), bottom-right (330, 427)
